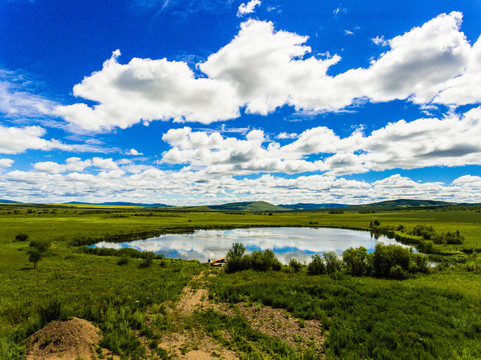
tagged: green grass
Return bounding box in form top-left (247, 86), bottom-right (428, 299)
top-left (0, 205), bottom-right (480, 358)
top-left (208, 270), bottom-right (481, 359)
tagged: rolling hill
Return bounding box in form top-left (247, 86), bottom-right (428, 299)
top-left (208, 201), bottom-right (287, 212)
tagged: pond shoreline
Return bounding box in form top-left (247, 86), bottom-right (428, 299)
top-left (88, 226), bottom-right (414, 264)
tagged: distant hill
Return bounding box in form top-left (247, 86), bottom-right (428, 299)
top-left (279, 203), bottom-right (349, 210)
top-left (346, 199), bottom-right (456, 211)
top-left (0, 199), bottom-right (19, 203)
top-left (64, 201), bottom-right (171, 207)
top-left (208, 201), bottom-right (286, 212)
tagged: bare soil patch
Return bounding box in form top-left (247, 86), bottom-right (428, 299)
top-left (236, 304), bottom-right (325, 355)
top-left (25, 317), bottom-right (116, 360)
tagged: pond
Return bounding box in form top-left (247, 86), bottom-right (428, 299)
top-left (91, 227), bottom-right (412, 264)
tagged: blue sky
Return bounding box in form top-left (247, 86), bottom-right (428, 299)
top-left (1, 0), bottom-right (481, 205)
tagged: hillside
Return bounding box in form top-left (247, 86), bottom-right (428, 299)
top-left (208, 201), bottom-right (286, 212)
top-left (0, 199), bottom-right (19, 203)
top-left (279, 203), bottom-right (349, 210)
top-left (64, 201), bottom-right (171, 207)
top-left (346, 199), bottom-right (456, 211)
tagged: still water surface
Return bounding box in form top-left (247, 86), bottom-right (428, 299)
top-left (92, 227), bottom-right (410, 264)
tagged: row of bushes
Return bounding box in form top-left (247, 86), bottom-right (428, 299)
top-left (305, 244), bottom-right (428, 279)
top-left (226, 242), bottom-right (429, 280)
top-left (225, 243), bottom-right (282, 273)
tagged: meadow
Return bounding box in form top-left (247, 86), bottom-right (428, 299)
top-left (0, 204), bottom-right (480, 359)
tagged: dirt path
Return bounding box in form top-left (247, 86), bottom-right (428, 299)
top-left (156, 269), bottom-right (325, 359)
top-left (158, 271), bottom-right (238, 360)
top-left (176, 273), bottom-right (211, 315)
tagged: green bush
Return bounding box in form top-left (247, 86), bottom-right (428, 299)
top-left (117, 256), bottom-right (129, 266)
top-left (0, 337), bottom-right (25, 360)
top-left (29, 240), bottom-right (51, 253)
top-left (289, 258), bottom-right (303, 273)
top-left (343, 246), bottom-right (372, 276)
top-left (15, 234), bottom-right (28, 242)
top-left (373, 243), bottom-right (411, 278)
top-left (323, 251), bottom-right (342, 275)
top-left (38, 299), bottom-right (63, 326)
top-left (307, 254), bottom-right (326, 275)
top-left (251, 249), bottom-right (282, 271)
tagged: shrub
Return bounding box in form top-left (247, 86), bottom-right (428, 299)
top-left (138, 252), bottom-right (155, 268)
top-left (28, 250), bottom-right (42, 269)
top-left (29, 240), bottom-right (51, 253)
top-left (39, 298), bottom-right (63, 325)
top-left (117, 256), bottom-right (129, 266)
top-left (307, 254), bottom-right (325, 275)
top-left (289, 258), bottom-right (302, 273)
top-left (251, 249), bottom-right (281, 271)
top-left (15, 234), bottom-right (28, 242)
top-left (343, 247), bottom-right (372, 276)
top-left (373, 243), bottom-right (411, 278)
top-left (227, 242), bottom-right (246, 259)
top-left (323, 251), bottom-right (342, 275)
top-left (0, 338), bottom-right (25, 360)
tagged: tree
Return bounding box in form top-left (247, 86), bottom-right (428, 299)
top-left (226, 243), bottom-right (249, 273)
top-left (227, 242), bottom-right (246, 259)
top-left (323, 251), bottom-right (342, 275)
top-left (307, 254), bottom-right (326, 275)
top-left (29, 250), bottom-right (42, 269)
top-left (289, 258), bottom-right (302, 273)
top-left (28, 240), bottom-right (51, 269)
top-left (343, 247), bottom-right (372, 276)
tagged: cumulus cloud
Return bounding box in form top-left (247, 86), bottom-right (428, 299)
top-left (433, 35), bottom-right (481, 106)
top-left (276, 132), bottom-right (298, 139)
top-left (126, 148), bottom-right (143, 156)
top-left (33, 157), bottom-right (94, 174)
top-left (0, 125), bottom-right (72, 154)
top-left (55, 50), bottom-right (239, 130)
top-left (55, 12), bottom-right (481, 131)
top-left (159, 107), bottom-right (481, 176)
top-left (161, 127), bottom-right (324, 174)
top-left (0, 159), bottom-right (14, 168)
top-left (1, 167), bottom-right (480, 205)
top-left (237, 0), bottom-right (261, 16)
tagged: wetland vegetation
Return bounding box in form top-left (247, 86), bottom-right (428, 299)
top-left (0, 203), bottom-right (480, 359)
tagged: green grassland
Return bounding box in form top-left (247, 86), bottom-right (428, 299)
top-left (0, 205), bottom-right (480, 359)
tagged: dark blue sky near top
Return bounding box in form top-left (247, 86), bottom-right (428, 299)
top-left (0, 0), bottom-right (481, 204)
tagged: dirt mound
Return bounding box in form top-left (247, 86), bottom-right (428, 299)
top-left (25, 317), bottom-right (102, 360)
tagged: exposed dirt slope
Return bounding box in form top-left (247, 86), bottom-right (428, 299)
top-left (25, 317), bottom-right (108, 360)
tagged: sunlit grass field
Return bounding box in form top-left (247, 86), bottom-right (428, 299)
top-left (0, 205), bottom-right (480, 358)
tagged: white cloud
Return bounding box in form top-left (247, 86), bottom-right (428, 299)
top-left (0, 159), bottom-right (14, 168)
top-left (159, 107), bottom-right (481, 176)
top-left (0, 125), bottom-right (71, 154)
top-left (161, 127), bottom-right (324, 175)
top-left (0, 69), bottom-right (57, 120)
top-left (55, 50), bottom-right (239, 130)
top-left (237, 0), bottom-right (261, 16)
top-left (433, 35), bottom-right (481, 106)
top-left (276, 132), bottom-right (298, 139)
top-left (1, 167), bottom-right (480, 205)
top-left (92, 157), bottom-right (119, 170)
top-left (371, 36), bottom-right (388, 46)
top-left (126, 148), bottom-right (143, 156)
top-left (344, 30), bottom-right (354, 35)
top-left (33, 157), bottom-right (124, 174)
top-left (54, 12), bottom-right (481, 132)
top-left (34, 161), bottom-right (66, 174)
